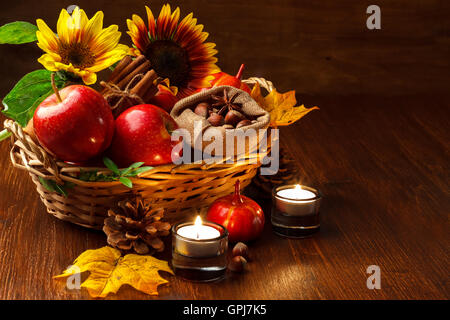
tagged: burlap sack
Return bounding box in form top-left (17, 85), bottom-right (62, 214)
top-left (170, 85), bottom-right (270, 158)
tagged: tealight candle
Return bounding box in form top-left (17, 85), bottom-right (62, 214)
top-left (271, 184), bottom-right (321, 238)
top-left (276, 185), bottom-right (316, 201)
top-left (177, 216), bottom-right (221, 240)
top-left (172, 216), bottom-right (228, 282)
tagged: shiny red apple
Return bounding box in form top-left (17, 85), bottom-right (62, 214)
top-left (207, 180), bottom-right (265, 242)
top-left (33, 85), bottom-right (114, 162)
top-left (109, 104), bottom-right (181, 167)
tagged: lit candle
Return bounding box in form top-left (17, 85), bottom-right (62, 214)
top-left (177, 216), bottom-right (221, 240)
top-left (276, 184), bottom-right (316, 201)
top-left (271, 184), bottom-right (321, 238)
top-left (172, 216), bottom-right (228, 282)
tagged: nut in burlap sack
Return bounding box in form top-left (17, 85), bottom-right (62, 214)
top-left (170, 86), bottom-right (270, 158)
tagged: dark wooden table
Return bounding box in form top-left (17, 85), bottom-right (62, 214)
top-left (0, 0), bottom-right (448, 299)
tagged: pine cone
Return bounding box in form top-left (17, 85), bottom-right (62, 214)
top-left (103, 196), bottom-right (171, 255)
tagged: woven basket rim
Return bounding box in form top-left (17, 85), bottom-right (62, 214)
top-left (4, 77), bottom-right (275, 187)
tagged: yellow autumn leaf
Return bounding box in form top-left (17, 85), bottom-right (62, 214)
top-left (251, 82), bottom-right (319, 127)
top-left (54, 246), bottom-right (173, 298)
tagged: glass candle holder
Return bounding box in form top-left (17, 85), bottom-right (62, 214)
top-left (172, 220), bottom-right (228, 282)
top-left (271, 184), bottom-right (322, 238)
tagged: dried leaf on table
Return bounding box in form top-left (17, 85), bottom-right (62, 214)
top-left (250, 82), bottom-right (319, 127)
top-left (54, 246), bottom-right (173, 298)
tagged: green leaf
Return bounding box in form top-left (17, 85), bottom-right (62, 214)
top-left (103, 157), bottom-right (120, 175)
top-left (127, 166), bottom-right (153, 176)
top-left (38, 177), bottom-right (57, 193)
top-left (2, 70), bottom-right (65, 126)
top-left (109, 61), bottom-right (119, 71)
top-left (53, 184), bottom-right (68, 197)
top-left (120, 162), bottom-right (145, 176)
top-left (0, 129), bottom-right (11, 142)
top-left (119, 177), bottom-right (133, 188)
top-left (0, 21), bottom-right (38, 44)
top-left (38, 177), bottom-right (73, 197)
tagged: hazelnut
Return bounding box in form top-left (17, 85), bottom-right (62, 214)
top-left (236, 119), bottom-right (252, 129)
top-left (194, 102), bottom-right (210, 118)
top-left (224, 110), bottom-right (245, 126)
top-left (228, 255), bottom-right (247, 273)
top-left (207, 112), bottom-right (224, 126)
top-left (232, 242), bottom-right (250, 261)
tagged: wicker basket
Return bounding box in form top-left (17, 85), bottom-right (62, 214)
top-left (3, 77), bottom-right (275, 229)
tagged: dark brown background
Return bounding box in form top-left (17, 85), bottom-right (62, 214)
top-left (0, 0), bottom-right (448, 299)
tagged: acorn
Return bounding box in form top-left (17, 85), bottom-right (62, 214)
top-left (236, 119), bottom-right (252, 129)
top-left (228, 255), bottom-right (247, 273)
top-left (207, 112), bottom-right (224, 126)
top-left (194, 102), bottom-right (210, 118)
top-left (232, 242), bottom-right (250, 261)
top-left (224, 110), bottom-right (245, 126)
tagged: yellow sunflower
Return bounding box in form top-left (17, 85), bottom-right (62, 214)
top-left (36, 7), bottom-right (129, 85)
top-left (127, 4), bottom-right (220, 97)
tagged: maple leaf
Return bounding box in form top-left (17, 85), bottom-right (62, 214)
top-left (250, 82), bottom-right (319, 127)
top-left (54, 246), bottom-right (173, 298)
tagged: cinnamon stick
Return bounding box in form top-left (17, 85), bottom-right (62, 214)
top-left (108, 55), bottom-right (132, 81)
top-left (110, 55), bottom-right (147, 84)
top-left (131, 70), bottom-right (157, 98)
top-left (117, 60), bottom-right (151, 89)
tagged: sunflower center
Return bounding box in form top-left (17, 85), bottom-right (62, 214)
top-left (58, 42), bottom-right (95, 69)
top-left (144, 40), bottom-right (190, 87)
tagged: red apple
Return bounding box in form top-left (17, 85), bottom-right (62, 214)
top-left (109, 104), bottom-right (181, 167)
top-left (33, 85), bottom-right (114, 162)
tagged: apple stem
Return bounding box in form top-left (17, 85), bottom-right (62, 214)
top-left (51, 73), bottom-right (62, 103)
top-left (235, 64), bottom-right (245, 80)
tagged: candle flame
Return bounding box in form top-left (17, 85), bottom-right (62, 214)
top-left (194, 215), bottom-right (202, 239)
top-left (194, 215), bottom-right (202, 226)
top-left (294, 184), bottom-right (302, 191)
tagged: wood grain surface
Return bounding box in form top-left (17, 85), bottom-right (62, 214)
top-left (0, 0), bottom-right (449, 300)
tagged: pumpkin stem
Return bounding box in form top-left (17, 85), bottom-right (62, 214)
top-left (234, 179), bottom-right (244, 204)
top-left (235, 64), bottom-right (245, 80)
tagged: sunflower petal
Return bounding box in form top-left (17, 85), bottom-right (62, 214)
top-left (56, 9), bottom-right (71, 44)
top-left (87, 45), bottom-right (129, 72)
top-left (84, 11), bottom-right (104, 43)
top-left (145, 5), bottom-right (156, 39)
top-left (36, 19), bottom-right (59, 51)
top-left (81, 71), bottom-right (97, 85)
top-left (166, 7), bottom-right (180, 38)
top-left (156, 4), bottom-right (171, 40)
top-left (37, 53), bottom-right (59, 71)
top-left (90, 25), bottom-right (121, 56)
